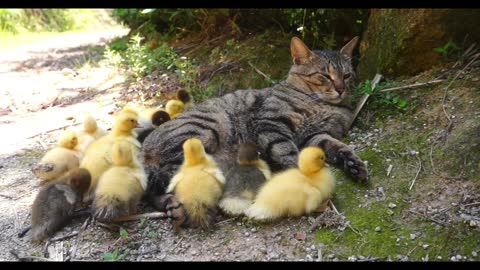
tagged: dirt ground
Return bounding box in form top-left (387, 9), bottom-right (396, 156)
top-left (0, 28), bottom-right (479, 262)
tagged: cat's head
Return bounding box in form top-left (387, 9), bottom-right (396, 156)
top-left (286, 36), bottom-right (359, 104)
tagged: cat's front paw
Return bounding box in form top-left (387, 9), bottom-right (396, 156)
top-left (339, 147), bottom-right (368, 182)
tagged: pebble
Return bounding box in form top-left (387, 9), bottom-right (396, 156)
top-left (244, 232), bottom-right (250, 237)
top-left (306, 248), bottom-right (311, 252)
top-left (450, 256), bottom-right (457, 261)
top-left (306, 255), bottom-right (313, 261)
top-left (472, 251), bottom-right (477, 257)
top-left (409, 150), bottom-right (418, 156)
top-left (259, 247), bottom-right (268, 254)
top-left (387, 209), bottom-right (394, 215)
top-left (456, 254), bottom-right (462, 260)
top-left (348, 255), bottom-right (357, 261)
top-left (388, 203), bottom-right (397, 209)
top-left (422, 244), bottom-right (429, 249)
top-left (237, 222), bottom-right (242, 226)
top-left (310, 244), bottom-right (316, 250)
top-left (191, 250), bottom-right (197, 256)
top-left (375, 226), bottom-right (382, 232)
top-left (328, 254), bottom-right (335, 259)
top-left (469, 220), bottom-right (477, 227)
top-left (251, 228), bottom-right (257, 233)
top-left (410, 234), bottom-right (416, 240)
top-left (214, 252), bottom-right (219, 256)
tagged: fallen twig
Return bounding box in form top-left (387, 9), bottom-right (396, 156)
top-left (408, 209), bottom-right (447, 225)
top-left (379, 79), bottom-right (445, 93)
top-left (112, 212), bottom-right (168, 222)
top-left (49, 231), bottom-right (79, 242)
top-left (462, 202), bottom-right (480, 207)
top-left (328, 200), bottom-right (362, 236)
top-left (0, 193), bottom-right (14, 199)
top-left (66, 216), bottom-right (91, 261)
top-left (407, 245), bottom-right (419, 258)
top-left (26, 122), bottom-right (83, 139)
top-left (248, 61), bottom-right (273, 82)
top-left (350, 74), bottom-right (382, 129)
top-left (408, 155), bottom-right (422, 191)
top-left (215, 217), bottom-right (236, 226)
top-left (10, 249), bottom-right (53, 262)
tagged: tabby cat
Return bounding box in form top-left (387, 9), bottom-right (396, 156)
top-left (141, 36), bottom-right (368, 205)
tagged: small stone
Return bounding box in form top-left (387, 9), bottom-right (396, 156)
top-left (422, 244), bottom-right (429, 249)
top-left (375, 226), bottom-right (382, 232)
top-left (409, 150), bottom-right (417, 156)
top-left (259, 247), bottom-right (267, 254)
top-left (387, 209), bottom-right (394, 215)
top-left (472, 251), bottom-right (477, 257)
top-left (214, 252), bottom-right (219, 256)
top-left (310, 244), bottom-right (316, 250)
top-left (306, 255), bottom-right (313, 261)
top-left (388, 203), bottom-right (397, 209)
top-left (469, 220), bottom-right (477, 227)
top-left (386, 158), bottom-right (392, 162)
top-left (244, 232), bottom-right (250, 237)
top-left (191, 250), bottom-right (197, 256)
top-left (251, 228), bottom-right (257, 233)
top-left (396, 238), bottom-right (400, 242)
top-left (410, 234), bottom-right (416, 240)
top-left (358, 255), bottom-right (365, 260)
top-left (450, 256), bottom-right (457, 261)
top-left (237, 222), bottom-right (242, 226)
top-left (306, 248), bottom-right (311, 253)
top-left (463, 256), bottom-right (467, 260)
top-left (456, 254), bottom-right (462, 260)
top-left (437, 256), bottom-right (442, 260)
top-left (348, 255), bottom-right (357, 261)
top-left (328, 254), bottom-right (335, 259)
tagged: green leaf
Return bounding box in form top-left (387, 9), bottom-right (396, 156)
top-left (120, 228), bottom-right (128, 239)
top-left (398, 99), bottom-right (408, 108)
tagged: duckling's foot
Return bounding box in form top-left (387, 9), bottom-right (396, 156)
top-left (164, 195), bottom-right (187, 230)
top-left (313, 200), bottom-right (330, 213)
top-left (339, 147), bottom-right (368, 182)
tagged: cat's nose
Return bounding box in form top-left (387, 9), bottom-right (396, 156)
top-left (334, 81), bottom-right (345, 94)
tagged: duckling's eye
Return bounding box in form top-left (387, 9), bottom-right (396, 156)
top-left (130, 119), bottom-right (134, 123)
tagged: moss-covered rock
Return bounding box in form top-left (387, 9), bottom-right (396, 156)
top-left (357, 9), bottom-right (480, 80)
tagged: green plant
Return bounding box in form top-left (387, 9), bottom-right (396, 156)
top-left (102, 250), bottom-right (128, 261)
top-left (434, 40), bottom-right (462, 60)
top-left (147, 231), bottom-right (158, 239)
top-left (119, 227), bottom-right (129, 239)
top-left (354, 80), bottom-right (409, 109)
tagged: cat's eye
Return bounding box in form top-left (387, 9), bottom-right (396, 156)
top-left (344, 73), bottom-right (351, 79)
top-left (321, 74), bottom-right (333, 81)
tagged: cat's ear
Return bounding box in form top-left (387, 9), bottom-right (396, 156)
top-left (340, 36), bottom-right (359, 57)
top-left (291, 37), bottom-right (313, 65)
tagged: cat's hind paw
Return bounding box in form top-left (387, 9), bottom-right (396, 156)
top-left (339, 147), bottom-right (368, 182)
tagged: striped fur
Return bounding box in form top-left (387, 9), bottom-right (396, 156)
top-left (141, 37), bottom-right (368, 201)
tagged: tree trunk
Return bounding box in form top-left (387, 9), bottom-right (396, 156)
top-left (357, 9), bottom-right (480, 80)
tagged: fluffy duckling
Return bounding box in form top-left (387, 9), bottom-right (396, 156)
top-left (80, 108), bottom-right (141, 201)
top-left (93, 140), bottom-right (147, 222)
top-left (30, 168), bottom-right (91, 243)
top-left (136, 110), bottom-right (171, 144)
top-left (165, 99), bottom-right (185, 118)
top-left (176, 89), bottom-right (193, 109)
top-left (219, 143), bottom-right (271, 216)
top-left (32, 130), bottom-right (81, 183)
top-left (166, 138), bottom-right (225, 230)
top-left (245, 146), bottom-right (335, 221)
top-left (74, 114), bottom-right (107, 154)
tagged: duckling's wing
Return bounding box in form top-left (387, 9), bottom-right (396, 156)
top-left (166, 172), bottom-right (184, 193)
top-left (203, 167), bottom-right (225, 185)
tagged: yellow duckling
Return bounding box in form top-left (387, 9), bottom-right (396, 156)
top-left (80, 108), bottom-right (141, 201)
top-left (166, 138), bottom-right (225, 230)
top-left (93, 140), bottom-right (147, 222)
top-left (32, 130), bottom-right (81, 183)
top-left (219, 143), bottom-right (271, 216)
top-left (165, 99), bottom-right (185, 118)
top-left (136, 110), bottom-right (171, 144)
top-left (74, 114), bottom-right (106, 154)
top-left (245, 146), bottom-right (335, 221)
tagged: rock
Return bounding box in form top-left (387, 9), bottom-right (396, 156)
top-left (437, 256), bottom-right (442, 260)
top-left (328, 254), bottom-right (335, 259)
top-left (469, 220), bottom-right (477, 227)
top-left (375, 226), bottom-right (382, 232)
top-left (191, 250), bottom-right (197, 256)
top-left (472, 251), bottom-right (477, 257)
top-left (422, 244), bottom-right (429, 249)
top-left (294, 231), bottom-right (307, 241)
top-left (306, 254), bottom-right (313, 261)
top-left (387, 209), bottom-right (394, 215)
top-left (310, 244), bottom-right (316, 250)
top-left (251, 228), bottom-right (257, 233)
top-left (388, 203), bottom-right (397, 209)
top-left (456, 254), bottom-right (462, 260)
top-left (306, 248), bottom-right (311, 253)
top-left (348, 255), bottom-right (357, 261)
top-left (410, 233), bottom-right (416, 240)
top-left (244, 232), bottom-right (250, 237)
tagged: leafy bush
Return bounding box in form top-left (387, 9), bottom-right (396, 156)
top-left (354, 80), bottom-right (409, 110)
